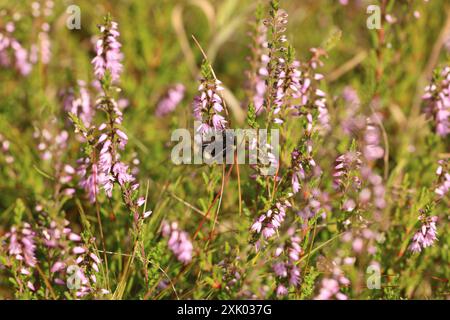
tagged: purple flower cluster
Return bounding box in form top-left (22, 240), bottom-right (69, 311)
top-left (31, 1), bottom-right (54, 18)
top-left (273, 59), bottom-right (302, 124)
top-left (41, 219), bottom-right (102, 297)
top-left (34, 127), bottom-right (69, 161)
top-left (422, 66), bottom-right (450, 137)
top-left (314, 258), bottom-right (350, 300)
top-left (30, 22), bottom-right (52, 65)
top-left (0, 2), bottom-right (54, 75)
top-left (0, 22), bottom-right (32, 75)
top-left (342, 228), bottom-right (378, 255)
top-left (5, 223), bottom-right (37, 268)
top-left (64, 80), bottom-right (94, 128)
top-left (67, 247), bottom-right (106, 297)
top-left (262, 7), bottom-right (289, 119)
top-left (333, 151), bottom-right (362, 190)
top-left (297, 188), bottom-right (330, 222)
top-left (67, 19), bottom-right (152, 224)
top-left (3, 217), bottom-right (109, 297)
top-left (161, 221), bottom-right (193, 264)
top-left (34, 125), bottom-right (76, 197)
top-left (251, 199), bottom-right (292, 240)
top-left (96, 119), bottom-right (135, 197)
top-left (363, 116), bottom-right (384, 161)
top-left (92, 20), bottom-right (123, 83)
top-left (77, 158), bottom-right (99, 203)
top-left (315, 278), bottom-right (348, 300)
top-left (247, 22), bottom-right (269, 114)
top-left (273, 228), bottom-right (302, 296)
top-left (360, 166), bottom-right (386, 215)
top-left (155, 84), bottom-right (185, 117)
top-left (293, 48), bottom-right (330, 132)
top-left (193, 78), bottom-right (227, 134)
top-left (409, 215), bottom-right (438, 253)
top-left (290, 136), bottom-right (316, 194)
top-left (340, 86), bottom-right (365, 134)
top-left (290, 149), bottom-right (305, 194)
top-left (4, 223), bottom-right (37, 292)
top-left (76, 19), bottom-right (149, 221)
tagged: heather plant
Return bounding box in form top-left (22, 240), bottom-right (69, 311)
top-left (0, 0), bottom-right (449, 301)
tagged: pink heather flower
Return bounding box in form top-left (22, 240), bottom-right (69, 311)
top-left (290, 266), bottom-right (301, 286)
top-left (40, 218), bottom-right (106, 297)
top-left (161, 221), bottom-right (193, 264)
top-left (293, 49), bottom-right (330, 133)
top-left (252, 201), bottom-right (290, 240)
top-left (273, 262), bottom-right (288, 277)
top-left (33, 127), bottom-right (75, 196)
top-left (315, 260), bottom-right (349, 300)
top-left (343, 199), bottom-right (356, 212)
top-left (42, 219), bottom-right (73, 248)
top-left (340, 86), bottom-right (366, 134)
top-left (34, 127), bottom-right (70, 164)
top-left (143, 210), bottom-right (152, 219)
top-left (246, 17), bottom-right (269, 115)
top-left (271, 227), bottom-right (303, 294)
top-left (112, 161), bottom-right (134, 186)
top-left (358, 167), bottom-right (386, 214)
top-left (409, 215), bottom-right (438, 253)
top-left (12, 40), bottom-right (32, 75)
top-left (422, 66), bottom-right (450, 137)
top-left (92, 20), bottom-right (123, 83)
top-left (94, 122), bottom-right (134, 197)
top-left (333, 151), bottom-right (362, 189)
top-left (270, 58), bottom-right (302, 123)
top-left (341, 228), bottom-right (378, 256)
top-left (3, 218), bottom-right (108, 298)
top-left (352, 238), bottom-right (364, 253)
top-left (193, 78), bottom-right (227, 134)
top-left (435, 160), bottom-right (450, 198)
top-left (136, 197), bottom-right (145, 207)
top-left (290, 146), bottom-right (316, 194)
top-left (77, 159), bottom-right (99, 203)
top-left (69, 233), bottom-right (82, 241)
top-left (5, 223), bottom-right (37, 267)
top-left (385, 14), bottom-right (397, 24)
top-left (250, 215), bottom-right (265, 233)
top-left (27, 281), bottom-right (36, 292)
top-left (155, 84), bottom-right (185, 117)
top-left (66, 246), bottom-right (107, 297)
top-left (74, 18), bottom-right (142, 209)
top-left (73, 246), bottom-right (86, 254)
top-left (363, 116), bottom-right (384, 161)
top-left (297, 188), bottom-right (330, 222)
top-left (36, 23), bottom-right (51, 65)
top-left (89, 253), bottom-right (101, 264)
top-left (51, 261), bottom-right (66, 273)
top-left (64, 80), bottom-right (94, 127)
top-left (276, 284), bottom-right (288, 297)
top-left (0, 25), bottom-right (32, 75)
